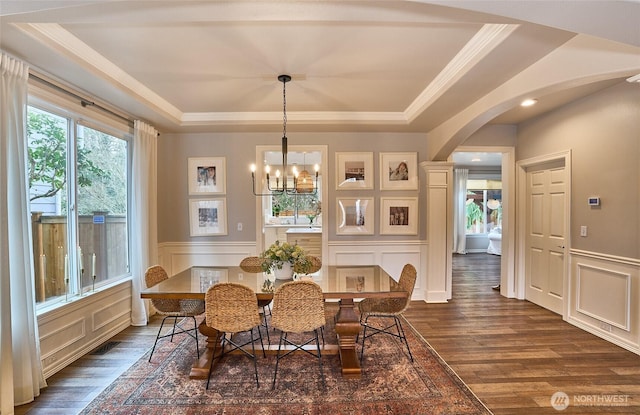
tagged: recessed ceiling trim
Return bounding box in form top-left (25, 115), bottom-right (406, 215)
top-left (181, 111), bottom-right (408, 126)
top-left (15, 20), bottom-right (518, 130)
top-left (405, 23), bottom-right (518, 122)
top-left (16, 22), bottom-right (183, 123)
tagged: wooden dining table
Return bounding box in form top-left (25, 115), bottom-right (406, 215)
top-left (140, 264), bottom-right (407, 379)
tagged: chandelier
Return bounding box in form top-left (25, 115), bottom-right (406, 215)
top-left (251, 74), bottom-right (319, 196)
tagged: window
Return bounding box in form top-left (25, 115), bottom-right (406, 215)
top-left (271, 192), bottom-right (321, 225)
top-left (465, 179), bottom-right (501, 234)
top-left (28, 103), bottom-right (130, 308)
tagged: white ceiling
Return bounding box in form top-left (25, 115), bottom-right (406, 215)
top-left (452, 151), bottom-right (502, 168)
top-left (1, 1), bottom-right (638, 136)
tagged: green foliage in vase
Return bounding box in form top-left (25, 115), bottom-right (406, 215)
top-left (259, 240), bottom-right (311, 275)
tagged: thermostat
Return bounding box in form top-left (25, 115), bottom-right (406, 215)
top-left (588, 197), bottom-right (600, 206)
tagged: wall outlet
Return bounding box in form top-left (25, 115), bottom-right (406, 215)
top-left (580, 226), bottom-right (587, 237)
top-left (237, 222), bottom-right (243, 231)
top-left (600, 322), bottom-right (612, 332)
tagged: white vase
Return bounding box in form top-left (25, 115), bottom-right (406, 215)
top-left (273, 262), bottom-right (294, 280)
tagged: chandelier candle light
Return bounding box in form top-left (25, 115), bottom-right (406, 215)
top-left (251, 75), bottom-right (319, 196)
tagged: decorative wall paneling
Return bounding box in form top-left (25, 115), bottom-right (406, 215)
top-left (568, 249), bottom-right (639, 354)
top-left (37, 281), bottom-right (132, 377)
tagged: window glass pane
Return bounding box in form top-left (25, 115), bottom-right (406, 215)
top-left (77, 125), bottom-right (129, 290)
top-left (271, 191), bottom-right (322, 224)
top-left (465, 181), bottom-right (502, 234)
top-left (27, 107), bottom-right (70, 304)
top-left (465, 191), bottom-right (485, 234)
top-left (486, 190), bottom-right (502, 231)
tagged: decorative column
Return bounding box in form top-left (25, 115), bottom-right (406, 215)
top-left (420, 161), bottom-right (453, 302)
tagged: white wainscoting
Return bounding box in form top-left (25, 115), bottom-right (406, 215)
top-left (159, 241), bottom-right (258, 276)
top-left (328, 240), bottom-right (427, 301)
top-left (38, 280), bottom-right (132, 378)
top-left (159, 240), bottom-right (428, 302)
top-left (568, 250), bottom-right (640, 355)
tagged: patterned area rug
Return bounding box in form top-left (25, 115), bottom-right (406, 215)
top-left (80, 307), bottom-right (492, 415)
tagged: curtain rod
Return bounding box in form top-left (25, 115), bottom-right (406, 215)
top-left (29, 72), bottom-right (134, 128)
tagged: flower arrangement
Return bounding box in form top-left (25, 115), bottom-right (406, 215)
top-left (259, 240), bottom-right (311, 275)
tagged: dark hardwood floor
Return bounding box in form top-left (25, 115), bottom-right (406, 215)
top-left (16, 253), bottom-right (640, 414)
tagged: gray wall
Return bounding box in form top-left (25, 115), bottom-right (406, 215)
top-left (157, 83), bottom-right (639, 259)
top-left (157, 132), bottom-right (429, 243)
top-left (462, 124), bottom-right (517, 147)
top-left (516, 82), bottom-right (640, 259)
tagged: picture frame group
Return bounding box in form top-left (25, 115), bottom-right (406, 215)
top-left (335, 151), bottom-right (418, 191)
top-left (336, 196), bottom-right (419, 236)
top-left (187, 156), bottom-right (228, 236)
top-left (335, 151), bottom-right (419, 236)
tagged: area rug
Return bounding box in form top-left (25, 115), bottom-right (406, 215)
top-left (80, 308), bottom-right (492, 415)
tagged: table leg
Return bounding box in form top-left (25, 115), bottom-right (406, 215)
top-left (191, 302), bottom-right (362, 379)
top-left (189, 321), bottom-right (220, 379)
top-left (334, 298), bottom-right (363, 378)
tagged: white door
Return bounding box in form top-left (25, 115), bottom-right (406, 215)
top-left (524, 160), bottom-right (567, 314)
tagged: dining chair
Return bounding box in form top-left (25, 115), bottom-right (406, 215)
top-left (144, 265), bottom-right (205, 362)
top-left (293, 255), bottom-right (325, 343)
top-left (239, 256), bottom-right (272, 344)
top-left (270, 280), bottom-right (326, 389)
top-left (294, 255), bottom-right (322, 274)
top-left (204, 282), bottom-right (266, 389)
top-left (358, 263), bottom-right (417, 363)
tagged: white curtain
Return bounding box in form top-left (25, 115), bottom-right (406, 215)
top-left (1, 53), bottom-right (47, 412)
top-left (453, 168), bottom-right (469, 254)
top-left (130, 120), bottom-right (158, 326)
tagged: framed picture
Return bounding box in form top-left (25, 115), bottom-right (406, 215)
top-left (337, 267), bottom-right (375, 293)
top-left (336, 197), bottom-right (374, 235)
top-left (189, 198), bottom-right (228, 236)
top-left (380, 197), bottom-right (418, 235)
top-left (336, 152), bottom-right (374, 190)
top-left (188, 157), bottom-right (226, 195)
top-left (380, 152), bottom-right (418, 190)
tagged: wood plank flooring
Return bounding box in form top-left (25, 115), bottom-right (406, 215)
top-left (404, 253), bottom-right (640, 414)
top-left (16, 253), bottom-right (640, 414)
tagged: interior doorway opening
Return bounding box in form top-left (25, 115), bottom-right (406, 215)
top-left (451, 147), bottom-right (516, 298)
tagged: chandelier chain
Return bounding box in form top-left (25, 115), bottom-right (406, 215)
top-left (282, 79), bottom-right (287, 138)
top-left (250, 74), bottom-right (317, 197)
